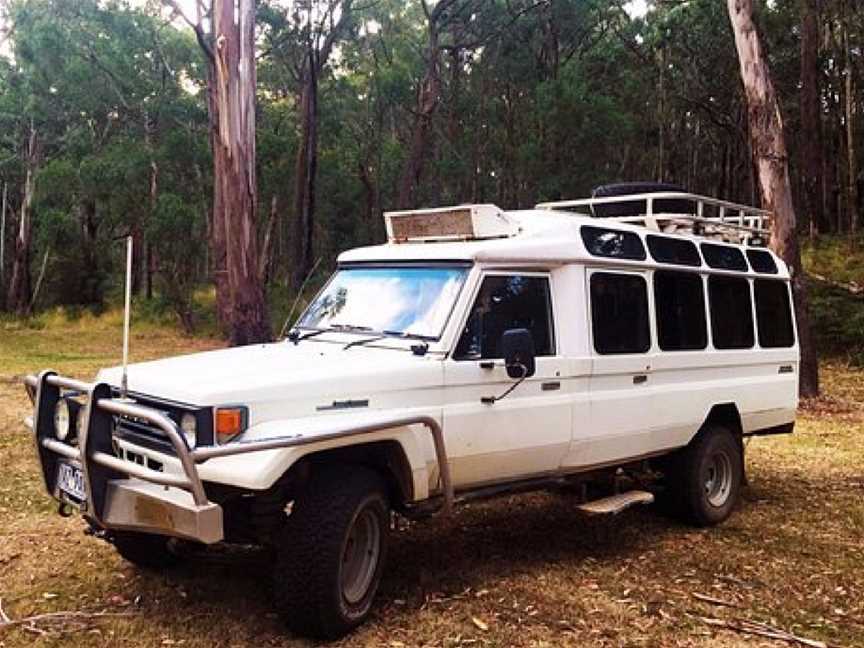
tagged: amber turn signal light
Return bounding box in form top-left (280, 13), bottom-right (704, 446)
top-left (215, 407), bottom-right (247, 442)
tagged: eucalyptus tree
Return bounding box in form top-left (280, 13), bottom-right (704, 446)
top-left (164, 0), bottom-right (270, 345)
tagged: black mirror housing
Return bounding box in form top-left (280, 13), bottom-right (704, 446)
top-left (501, 328), bottom-right (536, 379)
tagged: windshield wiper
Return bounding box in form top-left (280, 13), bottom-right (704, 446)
top-left (343, 335), bottom-right (389, 350)
top-left (287, 328), bottom-right (328, 344)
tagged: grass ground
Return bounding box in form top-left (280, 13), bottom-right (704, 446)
top-left (1, 313), bottom-right (862, 647)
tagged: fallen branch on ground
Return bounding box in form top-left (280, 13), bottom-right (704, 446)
top-left (691, 592), bottom-right (739, 608)
top-left (808, 272), bottom-right (863, 297)
top-left (0, 599), bottom-right (136, 636)
top-left (693, 613), bottom-right (840, 648)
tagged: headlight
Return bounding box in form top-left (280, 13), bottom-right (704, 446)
top-left (180, 413), bottom-right (197, 448)
top-left (54, 399), bottom-right (71, 441)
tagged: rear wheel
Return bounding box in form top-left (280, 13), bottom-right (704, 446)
top-left (111, 531), bottom-right (179, 570)
top-left (272, 466), bottom-right (389, 640)
top-left (665, 425), bottom-right (743, 526)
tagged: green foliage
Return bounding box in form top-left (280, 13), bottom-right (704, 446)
top-left (803, 237), bottom-right (864, 366)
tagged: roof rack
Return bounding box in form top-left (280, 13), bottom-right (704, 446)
top-left (536, 192), bottom-right (772, 246)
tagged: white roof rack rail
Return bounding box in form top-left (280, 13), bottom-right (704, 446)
top-left (536, 192), bottom-right (772, 245)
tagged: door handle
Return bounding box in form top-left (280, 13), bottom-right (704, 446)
top-left (541, 381), bottom-right (561, 391)
top-left (633, 374), bottom-right (648, 385)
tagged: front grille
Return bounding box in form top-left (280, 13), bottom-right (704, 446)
top-left (109, 389), bottom-right (212, 455)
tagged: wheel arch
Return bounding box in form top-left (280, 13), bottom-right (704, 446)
top-left (701, 403), bottom-right (744, 441)
top-left (286, 441), bottom-right (415, 511)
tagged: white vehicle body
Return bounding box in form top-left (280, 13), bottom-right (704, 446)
top-left (93, 202), bottom-right (793, 498)
top-left (23, 190), bottom-right (798, 637)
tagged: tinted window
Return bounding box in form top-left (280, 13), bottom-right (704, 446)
top-left (701, 243), bottom-right (748, 271)
top-left (454, 275), bottom-right (554, 360)
top-left (708, 276), bottom-right (754, 349)
top-left (754, 280), bottom-right (795, 347)
top-left (590, 273), bottom-right (651, 354)
top-left (647, 235), bottom-right (702, 267)
top-left (654, 271), bottom-right (707, 350)
top-left (747, 249), bottom-right (779, 274)
top-left (581, 226), bottom-right (646, 260)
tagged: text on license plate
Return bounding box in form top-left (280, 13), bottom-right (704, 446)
top-left (57, 462), bottom-right (86, 501)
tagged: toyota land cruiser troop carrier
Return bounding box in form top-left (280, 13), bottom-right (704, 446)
top-left (23, 187), bottom-right (798, 639)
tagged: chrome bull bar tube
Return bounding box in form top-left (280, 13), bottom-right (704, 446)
top-left (24, 373), bottom-right (455, 529)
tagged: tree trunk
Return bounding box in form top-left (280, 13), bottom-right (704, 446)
top-left (8, 122), bottom-right (38, 316)
top-left (727, 0), bottom-right (819, 398)
top-left (397, 22), bottom-right (441, 209)
top-left (800, 0), bottom-right (824, 237)
top-left (210, 0), bottom-right (270, 345)
top-left (292, 54), bottom-right (318, 289)
top-left (843, 19), bottom-right (859, 239)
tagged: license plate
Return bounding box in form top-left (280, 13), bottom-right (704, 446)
top-left (57, 462), bottom-right (87, 502)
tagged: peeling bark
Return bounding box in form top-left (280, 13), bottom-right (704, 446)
top-left (208, 0), bottom-right (270, 345)
top-left (727, 0), bottom-right (820, 397)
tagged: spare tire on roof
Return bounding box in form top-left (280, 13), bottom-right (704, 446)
top-left (590, 182), bottom-right (695, 218)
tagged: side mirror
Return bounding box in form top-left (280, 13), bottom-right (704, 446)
top-left (501, 328), bottom-right (536, 379)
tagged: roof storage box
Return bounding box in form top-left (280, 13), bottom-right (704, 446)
top-left (384, 204), bottom-right (518, 243)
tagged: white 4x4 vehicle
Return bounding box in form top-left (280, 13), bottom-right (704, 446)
top-left (24, 187), bottom-right (798, 639)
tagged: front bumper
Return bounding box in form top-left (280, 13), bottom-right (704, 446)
top-left (24, 371), bottom-right (454, 544)
top-left (25, 371), bottom-right (224, 544)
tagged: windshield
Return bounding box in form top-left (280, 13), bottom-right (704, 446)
top-left (297, 266), bottom-right (469, 340)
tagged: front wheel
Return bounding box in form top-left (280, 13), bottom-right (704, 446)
top-left (111, 530), bottom-right (180, 570)
top-left (272, 466), bottom-right (390, 640)
top-left (669, 425), bottom-right (743, 526)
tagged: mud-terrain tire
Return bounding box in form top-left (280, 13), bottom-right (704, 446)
top-left (272, 465), bottom-right (390, 640)
top-left (111, 531), bottom-right (179, 570)
top-left (667, 425), bottom-right (743, 526)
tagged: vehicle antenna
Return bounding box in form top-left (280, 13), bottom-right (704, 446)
top-left (121, 235), bottom-right (133, 398)
top-left (279, 257), bottom-right (322, 340)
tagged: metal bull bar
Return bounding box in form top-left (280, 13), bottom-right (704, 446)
top-left (24, 371), bottom-right (454, 544)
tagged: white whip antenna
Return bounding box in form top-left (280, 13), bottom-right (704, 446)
top-left (121, 235), bottom-right (133, 398)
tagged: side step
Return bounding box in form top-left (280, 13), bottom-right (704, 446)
top-left (577, 490), bottom-right (654, 516)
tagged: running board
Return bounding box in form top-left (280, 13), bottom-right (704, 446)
top-left (577, 490), bottom-right (654, 515)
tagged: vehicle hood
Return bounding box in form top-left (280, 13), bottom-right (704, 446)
top-left (96, 340), bottom-right (443, 413)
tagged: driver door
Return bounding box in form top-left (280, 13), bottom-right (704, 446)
top-left (442, 272), bottom-right (572, 488)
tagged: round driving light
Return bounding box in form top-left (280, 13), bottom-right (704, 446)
top-left (180, 413), bottom-right (197, 448)
top-left (54, 399), bottom-right (71, 441)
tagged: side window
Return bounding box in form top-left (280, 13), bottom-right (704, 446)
top-left (590, 272), bottom-right (651, 354)
top-left (581, 226), bottom-right (646, 260)
top-left (708, 276), bottom-right (754, 349)
top-left (701, 243), bottom-right (749, 271)
top-left (647, 235), bottom-right (702, 267)
top-left (654, 271), bottom-right (707, 351)
top-left (754, 280), bottom-right (795, 347)
top-left (454, 275), bottom-right (554, 360)
top-left (747, 249), bottom-right (779, 274)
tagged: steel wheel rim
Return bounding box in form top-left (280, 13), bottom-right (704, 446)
top-left (704, 449), bottom-right (733, 507)
top-left (341, 507), bottom-right (381, 605)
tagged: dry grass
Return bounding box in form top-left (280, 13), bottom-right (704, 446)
top-left (1, 315), bottom-right (862, 647)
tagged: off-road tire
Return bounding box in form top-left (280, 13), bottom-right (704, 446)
top-left (111, 531), bottom-right (179, 570)
top-left (667, 425), bottom-right (743, 526)
top-left (272, 465), bottom-right (390, 640)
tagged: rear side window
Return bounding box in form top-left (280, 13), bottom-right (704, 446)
top-left (754, 280), bottom-right (795, 347)
top-left (747, 249), bottom-right (779, 274)
top-left (701, 243), bottom-right (748, 272)
top-left (590, 273), bottom-right (651, 354)
top-left (647, 235), bottom-right (701, 267)
top-left (454, 275), bottom-right (554, 360)
top-left (708, 276), bottom-right (754, 349)
top-left (654, 271), bottom-right (707, 351)
top-left (581, 226), bottom-right (646, 260)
